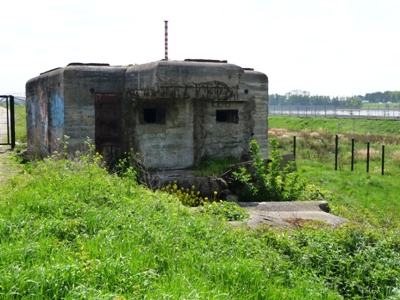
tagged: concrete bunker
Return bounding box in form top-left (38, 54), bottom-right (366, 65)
top-left (26, 59), bottom-right (268, 170)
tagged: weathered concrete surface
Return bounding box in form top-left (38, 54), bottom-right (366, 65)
top-left (26, 60), bottom-right (268, 169)
top-left (125, 60), bottom-right (268, 168)
top-left (125, 60), bottom-right (243, 93)
top-left (63, 64), bottom-right (125, 155)
top-left (232, 201), bottom-right (347, 229)
top-left (239, 201), bottom-right (329, 212)
top-left (26, 63), bottom-right (125, 157)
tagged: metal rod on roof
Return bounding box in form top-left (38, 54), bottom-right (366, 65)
top-left (164, 20), bottom-right (168, 60)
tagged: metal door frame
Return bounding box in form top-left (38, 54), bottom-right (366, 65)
top-left (0, 95), bottom-right (15, 148)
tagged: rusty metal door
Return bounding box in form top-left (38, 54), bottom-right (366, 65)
top-left (94, 94), bottom-right (121, 157)
top-left (0, 95), bottom-right (15, 148)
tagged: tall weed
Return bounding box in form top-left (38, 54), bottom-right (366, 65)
top-left (233, 139), bottom-right (320, 202)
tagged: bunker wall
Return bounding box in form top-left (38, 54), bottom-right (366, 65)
top-left (25, 68), bottom-right (65, 156)
top-left (132, 98), bottom-right (194, 169)
top-left (62, 66), bottom-right (125, 152)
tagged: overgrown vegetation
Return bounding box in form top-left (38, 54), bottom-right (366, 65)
top-left (1, 144), bottom-right (399, 299)
top-left (114, 150), bottom-right (248, 220)
top-left (233, 139), bottom-right (326, 202)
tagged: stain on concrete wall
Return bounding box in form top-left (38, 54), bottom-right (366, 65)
top-left (50, 92), bottom-right (65, 142)
top-left (26, 68), bottom-right (64, 156)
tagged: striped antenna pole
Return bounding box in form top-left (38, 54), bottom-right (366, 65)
top-left (164, 20), bottom-right (168, 60)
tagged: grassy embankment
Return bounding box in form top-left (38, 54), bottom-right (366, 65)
top-left (0, 111), bottom-right (399, 299)
top-left (269, 116), bottom-right (400, 221)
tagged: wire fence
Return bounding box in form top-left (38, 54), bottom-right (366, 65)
top-left (297, 135), bottom-right (387, 174)
top-left (269, 105), bottom-right (400, 119)
top-left (271, 132), bottom-right (400, 175)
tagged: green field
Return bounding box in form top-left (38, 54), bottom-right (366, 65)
top-left (269, 116), bottom-right (400, 220)
top-left (0, 113), bottom-right (399, 299)
top-left (362, 102), bottom-right (400, 109)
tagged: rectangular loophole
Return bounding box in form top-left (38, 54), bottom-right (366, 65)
top-left (142, 108), bottom-right (166, 124)
top-left (216, 110), bottom-right (238, 123)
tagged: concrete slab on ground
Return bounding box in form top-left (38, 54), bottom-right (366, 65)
top-left (232, 201), bottom-right (347, 229)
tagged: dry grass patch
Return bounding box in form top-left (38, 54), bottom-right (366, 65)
top-left (268, 128), bottom-right (292, 137)
top-left (356, 148), bottom-right (381, 160)
top-left (392, 150), bottom-right (400, 161)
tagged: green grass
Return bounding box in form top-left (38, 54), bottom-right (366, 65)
top-left (195, 156), bottom-right (239, 176)
top-left (297, 162), bottom-right (400, 223)
top-left (0, 104), bottom-right (26, 143)
top-left (0, 144), bottom-right (399, 299)
top-left (269, 116), bottom-right (400, 221)
top-left (14, 105), bottom-right (27, 143)
top-left (0, 115), bottom-right (400, 298)
top-left (362, 103), bottom-right (400, 109)
top-left (269, 116), bottom-right (400, 135)
top-left (0, 154), bottom-right (344, 299)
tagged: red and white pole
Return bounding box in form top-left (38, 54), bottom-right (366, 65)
top-left (164, 20), bottom-right (168, 60)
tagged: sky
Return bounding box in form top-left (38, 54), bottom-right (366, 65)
top-left (1, 0), bottom-right (399, 98)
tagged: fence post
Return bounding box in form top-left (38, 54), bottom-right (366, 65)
top-left (351, 138), bottom-right (354, 171)
top-left (335, 134), bottom-right (338, 171)
top-left (382, 145), bottom-right (385, 175)
top-left (366, 142), bottom-right (370, 173)
top-left (293, 136), bottom-right (296, 159)
top-left (10, 96), bottom-right (15, 149)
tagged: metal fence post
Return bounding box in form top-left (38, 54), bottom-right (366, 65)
top-left (382, 145), bottom-right (385, 175)
top-left (10, 95), bottom-right (15, 149)
top-left (366, 142), bottom-right (370, 173)
top-left (335, 134), bottom-right (338, 171)
top-left (351, 138), bottom-right (354, 171)
top-left (293, 136), bottom-right (296, 159)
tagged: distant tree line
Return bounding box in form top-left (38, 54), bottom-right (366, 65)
top-left (269, 90), bottom-right (400, 108)
top-left (364, 91), bottom-right (400, 103)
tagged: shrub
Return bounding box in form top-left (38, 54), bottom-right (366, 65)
top-left (113, 149), bottom-right (156, 188)
top-left (233, 139), bottom-right (306, 201)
